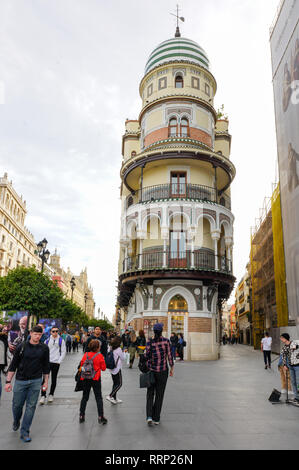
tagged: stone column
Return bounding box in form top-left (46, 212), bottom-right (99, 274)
top-left (211, 230), bottom-right (221, 271)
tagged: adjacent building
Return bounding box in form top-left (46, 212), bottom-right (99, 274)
top-left (270, 0), bottom-right (299, 336)
top-left (0, 172), bottom-right (95, 319)
top-left (250, 184), bottom-right (289, 352)
top-left (0, 173), bottom-right (42, 275)
top-left (235, 264), bottom-right (252, 345)
top-left (117, 28), bottom-right (236, 360)
top-left (50, 250), bottom-right (95, 319)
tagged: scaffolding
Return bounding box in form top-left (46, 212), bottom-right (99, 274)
top-left (250, 195), bottom-right (276, 349)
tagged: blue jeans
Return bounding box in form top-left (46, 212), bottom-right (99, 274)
top-left (171, 345), bottom-right (177, 361)
top-left (289, 366), bottom-right (299, 399)
top-left (12, 378), bottom-right (42, 437)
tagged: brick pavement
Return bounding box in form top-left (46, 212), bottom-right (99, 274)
top-left (0, 344), bottom-right (298, 450)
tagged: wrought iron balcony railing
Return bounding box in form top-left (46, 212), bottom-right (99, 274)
top-left (122, 250), bottom-right (232, 274)
top-left (126, 183), bottom-right (231, 210)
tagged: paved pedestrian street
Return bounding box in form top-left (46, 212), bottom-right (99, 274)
top-left (1, 344), bottom-right (299, 451)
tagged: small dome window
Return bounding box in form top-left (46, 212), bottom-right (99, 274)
top-left (180, 118), bottom-right (189, 137)
top-left (175, 75), bottom-right (184, 88)
top-left (169, 118), bottom-right (178, 137)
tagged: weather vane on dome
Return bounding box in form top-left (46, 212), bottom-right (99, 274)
top-left (170, 4), bottom-right (185, 38)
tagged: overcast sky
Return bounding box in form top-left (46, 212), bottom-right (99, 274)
top-left (0, 0), bottom-right (280, 319)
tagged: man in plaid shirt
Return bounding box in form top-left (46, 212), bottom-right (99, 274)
top-left (144, 323), bottom-right (174, 426)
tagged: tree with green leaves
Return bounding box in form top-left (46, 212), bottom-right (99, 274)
top-left (0, 266), bottom-right (89, 327)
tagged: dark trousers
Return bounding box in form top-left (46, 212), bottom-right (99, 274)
top-left (41, 363), bottom-right (60, 397)
top-left (80, 379), bottom-right (104, 417)
top-left (178, 345), bottom-right (184, 360)
top-left (146, 369), bottom-right (168, 422)
top-left (66, 343), bottom-right (72, 353)
top-left (110, 370), bottom-right (122, 399)
top-left (263, 350), bottom-right (271, 366)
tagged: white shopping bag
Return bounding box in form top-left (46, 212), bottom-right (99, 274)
top-left (125, 352), bottom-right (130, 365)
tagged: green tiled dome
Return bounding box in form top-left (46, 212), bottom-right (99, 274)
top-left (145, 37), bottom-right (210, 75)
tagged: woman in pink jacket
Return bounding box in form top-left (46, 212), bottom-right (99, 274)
top-left (106, 336), bottom-right (125, 405)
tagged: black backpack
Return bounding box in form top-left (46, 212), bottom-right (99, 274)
top-left (105, 350), bottom-right (119, 370)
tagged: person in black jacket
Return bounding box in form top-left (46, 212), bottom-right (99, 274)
top-left (5, 325), bottom-right (50, 443)
top-left (121, 329), bottom-right (130, 350)
top-left (0, 325), bottom-right (9, 400)
top-left (85, 327), bottom-right (108, 358)
top-left (170, 333), bottom-right (178, 362)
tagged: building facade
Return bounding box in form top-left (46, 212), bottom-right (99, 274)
top-left (250, 185), bottom-right (289, 352)
top-left (117, 30), bottom-right (236, 360)
top-left (270, 0), bottom-right (299, 336)
top-left (0, 173), bottom-right (42, 275)
top-left (235, 265), bottom-right (252, 346)
top-left (50, 251), bottom-right (95, 319)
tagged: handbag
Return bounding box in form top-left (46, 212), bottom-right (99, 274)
top-left (140, 370), bottom-right (155, 389)
top-left (74, 364), bottom-right (83, 392)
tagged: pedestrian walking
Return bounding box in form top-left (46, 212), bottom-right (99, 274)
top-left (144, 323), bottom-right (174, 426)
top-left (0, 325), bottom-right (8, 400)
top-left (121, 329), bottom-right (130, 350)
top-left (79, 339), bottom-right (107, 424)
top-left (5, 325), bottom-right (50, 443)
top-left (261, 332), bottom-right (272, 369)
top-left (177, 333), bottom-right (186, 361)
top-left (128, 331), bottom-right (137, 369)
top-left (72, 334), bottom-right (79, 353)
top-left (170, 333), bottom-right (178, 362)
top-left (136, 330), bottom-right (146, 358)
top-left (65, 333), bottom-right (72, 353)
top-left (39, 326), bottom-right (66, 405)
top-left (280, 333), bottom-right (299, 405)
top-left (106, 336), bottom-right (125, 405)
top-left (278, 352), bottom-right (293, 395)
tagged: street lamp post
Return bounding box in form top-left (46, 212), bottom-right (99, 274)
top-left (36, 238), bottom-right (50, 272)
top-left (84, 293), bottom-right (88, 314)
top-left (70, 276), bottom-right (76, 301)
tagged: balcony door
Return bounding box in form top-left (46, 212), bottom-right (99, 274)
top-left (171, 172), bottom-right (186, 198)
top-left (169, 231), bottom-right (187, 267)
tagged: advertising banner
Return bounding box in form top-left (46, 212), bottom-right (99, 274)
top-left (271, 0), bottom-right (299, 328)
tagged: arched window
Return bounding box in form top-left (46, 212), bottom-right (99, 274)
top-left (169, 117), bottom-right (178, 137)
top-left (175, 75), bottom-right (184, 88)
top-left (180, 118), bottom-right (189, 137)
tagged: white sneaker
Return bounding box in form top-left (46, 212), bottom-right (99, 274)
top-left (115, 399), bottom-right (123, 404)
top-left (39, 396), bottom-right (46, 405)
top-left (106, 395), bottom-right (117, 404)
top-left (48, 395), bottom-right (54, 403)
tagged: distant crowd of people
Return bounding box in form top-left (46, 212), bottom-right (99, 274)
top-left (0, 321), bottom-right (186, 442)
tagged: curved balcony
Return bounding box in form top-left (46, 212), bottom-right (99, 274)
top-left (126, 183), bottom-right (231, 210)
top-left (122, 250), bottom-right (232, 275)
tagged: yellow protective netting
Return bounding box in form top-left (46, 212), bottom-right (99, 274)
top-left (271, 185), bottom-right (289, 327)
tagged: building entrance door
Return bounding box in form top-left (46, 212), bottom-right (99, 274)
top-left (168, 295), bottom-right (188, 359)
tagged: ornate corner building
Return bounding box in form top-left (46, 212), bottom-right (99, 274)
top-left (117, 30), bottom-right (236, 360)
